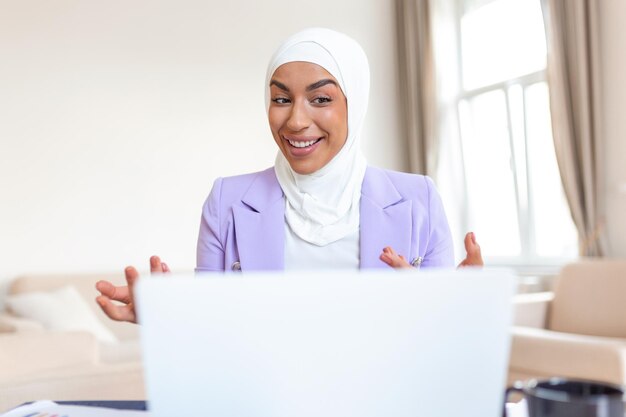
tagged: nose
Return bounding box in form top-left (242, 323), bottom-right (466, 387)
top-left (285, 99), bottom-right (310, 132)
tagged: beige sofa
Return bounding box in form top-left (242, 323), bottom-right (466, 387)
top-left (0, 273), bottom-right (145, 411)
top-left (4, 264), bottom-right (622, 411)
top-left (508, 260), bottom-right (626, 386)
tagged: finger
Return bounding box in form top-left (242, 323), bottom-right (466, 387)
top-left (125, 266), bottom-right (140, 307)
top-left (383, 246), bottom-right (398, 256)
top-left (464, 232), bottom-right (471, 248)
top-left (380, 253), bottom-right (394, 267)
top-left (379, 251), bottom-right (412, 269)
top-left (464, 232), bottom-right (474, 252)
top-left (96, 295), bottom-right (136, 323)
top-left (467, 232), bottom-right (482, 254)
top-left (380, 253), bottom-right (404, 268)
top-left (150, 255), bottom-right (163, 274)
top-left (95, 280), bottom-right (115, 297)
top-left (459, 232), bottom-right (484, 267)
top-left (386, 247), bottom-right (411, 268)
top-left (95, 280), bottom-right (131, 304)
top-left (467, 232), bottom-right (483, 262)
top-left (161, 262), bottom-right (170, 273)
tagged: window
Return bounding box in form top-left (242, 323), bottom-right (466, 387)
top-left (435, 0), bottom-right (578, 268)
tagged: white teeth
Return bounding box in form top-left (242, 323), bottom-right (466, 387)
top-left (288, 139), bottom-right (319, 148)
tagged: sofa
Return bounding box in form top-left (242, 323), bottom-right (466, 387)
top-left (4, 264), bottom-right (620, 412)
top-left (0, 273), bottom-right (145, 411)
top-left (508, 260), bottom-right (626, 386)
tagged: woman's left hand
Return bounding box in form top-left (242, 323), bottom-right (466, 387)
top-left (380, 232), bottom-right (484, 269)
top-left (379, 246), bottom-right (412, 268)
top-left (457, 232), bottom-right (483, 267)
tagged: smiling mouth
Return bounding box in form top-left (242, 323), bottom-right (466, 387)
top-left (286, 138), bottom-right (323, 148)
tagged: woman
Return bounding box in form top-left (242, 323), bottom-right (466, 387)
top-left (96, 28), bottom-right (483, 323)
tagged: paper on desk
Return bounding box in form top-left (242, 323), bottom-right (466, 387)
top-left (1, 401), bottom-right (150, 417)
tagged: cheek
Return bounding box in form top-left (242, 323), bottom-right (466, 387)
top-left (323, 108), bottom-right (348, 146)
top-left (267, 109), bottom-right (282, 137)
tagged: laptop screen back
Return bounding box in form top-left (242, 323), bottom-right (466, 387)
top-left (137, 268), bottom-right (515, 417)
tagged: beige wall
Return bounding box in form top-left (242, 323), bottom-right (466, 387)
top-left (599, 0), bottom-right (626, 257)
top-left (0, 0), bottom-right (406, 284)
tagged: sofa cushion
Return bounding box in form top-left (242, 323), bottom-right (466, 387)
top-left (0, 313), bottom-right (45, 333)
top-left (6, 285), bottom-right (118, 344)
top-left (99, 339), bottom-right (142, 364)
top-left (10, 273), bottom-right (142, 342)
top-left (549, 260), bottom-right (626, 338)
top-left (0, 331), bottom-right (99, 381)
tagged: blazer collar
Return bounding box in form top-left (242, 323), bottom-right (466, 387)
top-left (360, 166), bottom-right (404, 209)
top-left (233, 166), bottom-right (412, 271)
top-left (240, 167), bottom-right (284, 212)
top-left (239, 166), bottom-right (403, 214)
top-left (233, 168), bottom-right (285, 271)
top-left (359, 167), bottom-right (412, 269)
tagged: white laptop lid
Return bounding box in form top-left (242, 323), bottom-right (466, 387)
top-left (136, 268), bottom-right (515, 417)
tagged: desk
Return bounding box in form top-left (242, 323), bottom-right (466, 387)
top-left (9, 400), bottom-right (528, 417)
top-left (56, 401), bottom-right (147, 411)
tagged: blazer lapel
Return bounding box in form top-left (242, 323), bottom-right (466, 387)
top-left (359, 167), bottom-right (412, 269)
top-left (233, 168), bottom-right (285, 271)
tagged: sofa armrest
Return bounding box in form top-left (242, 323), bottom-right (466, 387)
top-left (0, 313), bottom-right (45, 333)
top-left (509, 326), bottom-right (626, 385)
top-left (512, 292), bottom-right (553, 328)
top-left (0, 331), bottom-right (99, 381)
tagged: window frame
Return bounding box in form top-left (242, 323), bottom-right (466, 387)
top-left (449, 0), bottom-right (577, 269)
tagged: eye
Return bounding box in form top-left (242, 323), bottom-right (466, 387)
top-left (312, 96), bottom-right (332, 105)
top-left (271, 97), bottom-right (291, 105)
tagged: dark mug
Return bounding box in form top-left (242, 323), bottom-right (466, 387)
top-left (503, 378), bottom-right (625, 417)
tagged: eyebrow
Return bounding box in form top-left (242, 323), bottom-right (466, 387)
top-left (269, 78), bottom-right (338, 93)
top-left (269, 80), bottom-right (290, 92)
top-left (306, 79), bottom-right (337, 91)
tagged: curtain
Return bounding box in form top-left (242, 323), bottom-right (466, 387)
top-left (395, 0), bottom-right (438, 176)
top-left (541, 0), bottom-right (607, 256)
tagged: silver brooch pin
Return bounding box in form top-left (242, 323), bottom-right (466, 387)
top-left (410, 257), bottom-right (423, 268)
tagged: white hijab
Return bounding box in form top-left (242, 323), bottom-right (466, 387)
top-left (265, 28), bottom-right (370, 246)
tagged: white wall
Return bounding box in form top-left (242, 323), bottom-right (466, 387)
top-left (4, 0), bottom-right (621, 288)
top-left (0, 0), bottom-right (406, 284)
top-left (599, 0), bottom-right (626, 257)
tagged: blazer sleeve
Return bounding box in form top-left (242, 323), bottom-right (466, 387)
top-left (195, 177), bottom-right (226, 272)
top-left (421, 176), bottom-right (455, 268)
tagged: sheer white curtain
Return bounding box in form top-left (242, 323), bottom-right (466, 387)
top-left (541, 0), bottom-right (607, 256)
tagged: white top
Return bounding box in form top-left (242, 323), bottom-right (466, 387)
top-left (284, 222), bottom-right (359, 270)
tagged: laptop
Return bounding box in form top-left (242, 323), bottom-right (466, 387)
top-left (136, 268), bottom-right (516, 417)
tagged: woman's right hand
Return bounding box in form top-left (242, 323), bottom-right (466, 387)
top-left (95, 255), bottom-right (170, 324)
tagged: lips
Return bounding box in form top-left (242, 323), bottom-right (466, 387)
top-left (283, 136), bottom-right (323, 156)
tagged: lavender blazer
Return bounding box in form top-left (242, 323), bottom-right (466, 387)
top-left (196, 166), bottom-right (454, 272)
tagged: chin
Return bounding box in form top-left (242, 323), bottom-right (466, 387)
top-left (287, 160), bottom-right (322, 175)
top-left (290, 165), bottom-right (317, 175)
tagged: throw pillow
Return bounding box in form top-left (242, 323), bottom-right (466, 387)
top-left (6, 285), bottom-right (118, 344)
